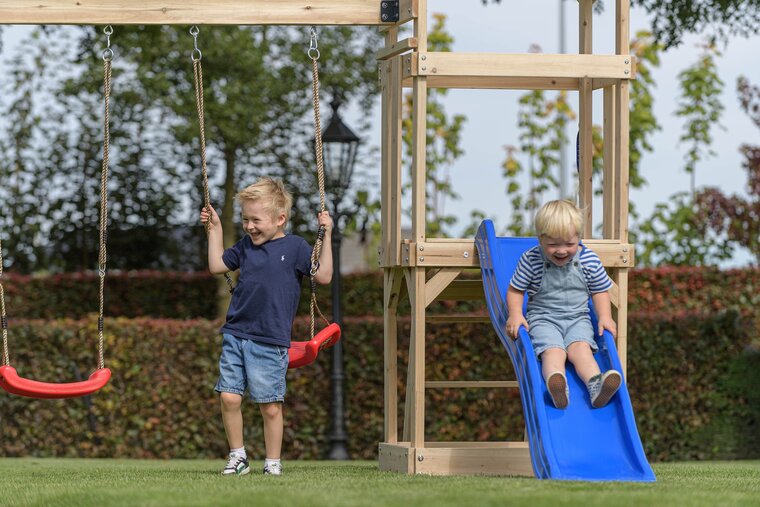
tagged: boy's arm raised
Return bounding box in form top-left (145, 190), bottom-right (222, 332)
top-left (312, 210), bottom-right (334, 285)
top-left (200, 205), bottom-right (230, 275)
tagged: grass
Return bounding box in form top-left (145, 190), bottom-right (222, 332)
top-left (0, 459), bottom-right (758, 507)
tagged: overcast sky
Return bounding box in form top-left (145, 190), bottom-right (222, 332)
top-left (2, 2), bottom-right (758, 266)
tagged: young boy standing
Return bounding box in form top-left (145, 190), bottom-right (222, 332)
top-left (200, 177), bottom-right (333, 476)
top-left (505, 200), bottom-right (621, 410)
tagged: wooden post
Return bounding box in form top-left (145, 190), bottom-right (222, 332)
top-left (614, 0), bottom-right (631, 376)
top-left (408, 0), bottom-right (428, 452)
top-left (578, 0), bottom-right (594, 238)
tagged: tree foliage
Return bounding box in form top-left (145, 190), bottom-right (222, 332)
top-left (481, 0), bottom-right (760, 49)
top-left (0, 25), bottom-right (381, 276)
top-left (675, 41), bottom-right (724, 195)
top-left (694, 77), bottom-right (760, 264)
top-left (401, 14), bottom-right (466, 237)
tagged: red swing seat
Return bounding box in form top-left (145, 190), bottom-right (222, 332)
top-left (0, 365), bottom-right (111, 399)
top-left (288, 323), bottom-right (341, 369)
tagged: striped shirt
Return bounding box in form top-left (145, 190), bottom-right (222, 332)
top-left (510, 245), bottom-right (612, 296)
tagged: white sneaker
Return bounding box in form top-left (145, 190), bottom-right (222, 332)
top-left (263, 461), bottom-right (283, 476)
top-left (588, 370), bottom-right (622, 408)
top-left (222, 454), bottom-right (250, 476)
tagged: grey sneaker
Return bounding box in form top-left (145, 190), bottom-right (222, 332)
top-left (588, 370), bottom-right (622, 408)
top-left (546, 371), bottom-right (569, 409)
top-left (263, 461), bottom-right (283, 476)
top-left (222, 454), bottom-right (250, 476)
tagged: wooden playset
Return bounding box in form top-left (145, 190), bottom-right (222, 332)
top-left (0, 1), bottom-right (636, 477)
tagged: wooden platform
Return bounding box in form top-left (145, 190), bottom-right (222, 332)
top-left (378, 442), bottom-right (533, 476)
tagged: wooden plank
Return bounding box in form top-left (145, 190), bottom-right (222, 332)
top-left (578, 77), bottom-right (594, 238)
top-left (384, 268), bottom-right (404, 443)
top-left (376, 36), bottom-right (417, 61)
top-left (398, 0), bottom-right (417, 25)
top-left (602, 85), bottom-right (617, 238)
top-left (578, 0), bottom-right (594, 238)
top-left (584, 239), bottom-right (634, 267)
top-left (404, 239), bottom-right (632, 268)
top-left (378, 443), bottom-right (413, 474)
top-left (615, 269), bottom-right (629, 378)
top-left (425, 381), bottom-right (518, 389)
top-left (435, 280), bottom-right (485, 301)
top-left (424, 267), bottom-right (462, 307)
top-left (413, 53), bottom-right (633, 80)
top-left (406, 268), bottom-right (427, 448)
top-left (426, 315), bottom-right (490, 323)
top-left (402, 76), bottom-right (581, 90)
top-left (414, 240), bottom-right (479, 267)
top-left (0, 0), bottom-right (392, 25)
top-left (414, 445), bottom-right (533, 476)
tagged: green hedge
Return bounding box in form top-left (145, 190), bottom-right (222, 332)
top-left (1, 311), bottom-right (757, 462)
top-left (1, 271), bottom-right (218, 319)
top-left (3, 267), bottom-right (759, 324)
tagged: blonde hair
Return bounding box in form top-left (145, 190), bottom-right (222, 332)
top-left (236, 177), bottom-right (293, 223)
top-left (534, 200), bottom-right (583, 239)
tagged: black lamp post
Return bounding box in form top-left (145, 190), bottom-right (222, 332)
top-left (319, 96), bottom-right (360, 460)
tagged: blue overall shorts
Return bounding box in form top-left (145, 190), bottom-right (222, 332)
top-left (526, 249), bottom-right (598, 359)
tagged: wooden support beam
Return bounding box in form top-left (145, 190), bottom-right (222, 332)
top-left (401, 239), bottom-right (633, 268)
top-left (376, 36), bottom-right (417, 61)
top-left (379, 442), bottom-right (534, 476)
top-left (426, 315), bottom-right (491, 324)
top-left (424, 268), bottom-right (462, 307)
top-left (402, 76), bottom-right (581, 91)
top-left (384, 268), bottom-right (404, 444)
top-left (398, 0), bottom-right (417, 24)
top-left (603, 85), bottom-right (618, 238)
top-left (425, 381), bottom-right (518, 389)
top-left (405, 53), bottom-right (633, 81)
top-left (0, 0), bottom-right (393, 25)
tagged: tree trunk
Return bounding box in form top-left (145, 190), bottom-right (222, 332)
top-left (214, 148), bottom-right (238, 319)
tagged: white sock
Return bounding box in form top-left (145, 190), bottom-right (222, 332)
top-left (230, 446), bottom-right (246, 458)
top-left (265, 458), bottom-right (281, 467)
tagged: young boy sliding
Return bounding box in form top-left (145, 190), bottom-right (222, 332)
top-left (506, 200), bottom-right (621, 409)
top-left (200, 177), bottom-right (333, 476)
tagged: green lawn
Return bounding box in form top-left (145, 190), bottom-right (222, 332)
top-left (0, 459), bottom-right (758, 507)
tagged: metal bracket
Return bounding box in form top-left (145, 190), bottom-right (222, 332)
top-left (380, 1), bottom-right (399, 22)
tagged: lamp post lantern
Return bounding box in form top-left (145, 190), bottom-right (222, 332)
top-left (319, 96), bottom-right (359, 460)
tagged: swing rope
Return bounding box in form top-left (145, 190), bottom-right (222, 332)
top-left (190, 26), bottom-right (235, 295)
top-left (97, 24), bottom-right (114, 370)
top-left (1, 235), bottom-right (9, 367)
top-left (189, 26), bottom-right (331, 340)
top-left (307, 26), bottom-right (331, 340)
top-left (0, 27), bottom-right (113, 398)
top-left (0, 27), bottom-right (112, 371)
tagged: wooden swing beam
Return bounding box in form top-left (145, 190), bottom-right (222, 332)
top-left (0, 0), bottom-right (395, 25)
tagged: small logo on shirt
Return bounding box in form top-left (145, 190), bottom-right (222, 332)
top-left (281, 255), bottom-right (285, 262)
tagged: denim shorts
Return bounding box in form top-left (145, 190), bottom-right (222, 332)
top-left (214, 333), bottom-right (288, 403)
top-left (528, 314), bottom-right (598, 359)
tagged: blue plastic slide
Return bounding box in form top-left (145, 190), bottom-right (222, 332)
top-left (475, 220), bottom-right (655, 482)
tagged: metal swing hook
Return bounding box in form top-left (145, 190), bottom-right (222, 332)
top-left (190, 25), bottom-right (202, 62)
top-left (102, 25), bottom-right (114, 62)
top-left (308, 25), bottom-right (320, 61)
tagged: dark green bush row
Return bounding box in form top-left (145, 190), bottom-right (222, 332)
top-left (1, 311), bottom-right (757, 462)
top-left (2, 271), bottom-right (218, 319)
top-left (3, 267), bottom-right (759, 323)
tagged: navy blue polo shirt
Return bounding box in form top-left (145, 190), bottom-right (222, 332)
top-left (220, 234), bottom-right (313, 347)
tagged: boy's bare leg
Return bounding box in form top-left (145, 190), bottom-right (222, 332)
top-left (260, 402), bottom-right (283, 459)
top-left (567, 341), bottom-right (601, 384)
top-left (220, 392), bottom-right (245, 449)
top-left (540, 348), bottom-right (567, 380)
